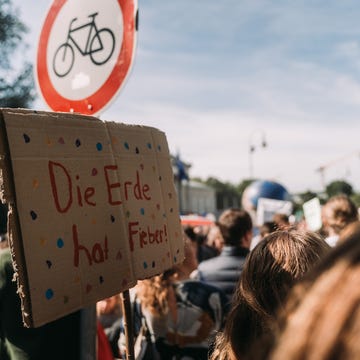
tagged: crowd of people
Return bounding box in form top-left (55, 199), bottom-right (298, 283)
top-left (2, 193), bottom-right (360, 359)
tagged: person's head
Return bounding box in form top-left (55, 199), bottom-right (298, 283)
top-left (259, 221), bottom-right (277, 239)
top-left (206, 224), bottom-right (224, 252)
top-left (321, 194), bottom-right (358, 236)
top-left (137, 236), bottom-right (198, 315)
top-left (218, 208), bottom-right (252, 248)
top-left (217, 229), bottom-right (330, 360)
top-left (272, 213), bottom-right (290, 230)
top-left (270, 222), bottom-right (360, 360)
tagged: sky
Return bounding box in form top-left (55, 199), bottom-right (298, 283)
top-left (11, 0), bottom-right (360, 194)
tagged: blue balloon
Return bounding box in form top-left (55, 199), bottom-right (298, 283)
top-left (242, 180), bottom-right (291, 212)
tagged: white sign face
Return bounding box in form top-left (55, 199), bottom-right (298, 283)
top-left (36, 0), bottom-right (138, 115)
top-left (303, 197), bottom-right (322, 231)
top-left (256, 197), bottom-right (293, 226)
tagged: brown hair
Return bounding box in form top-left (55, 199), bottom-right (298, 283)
top-left (211, 229), bottom-right (330, 360)
top-left (270, 223), bottom-right (360, 360)
top-left (322, 194), bottom-right (358, 235)
top-left (218, 208), bottom-right (252, 246)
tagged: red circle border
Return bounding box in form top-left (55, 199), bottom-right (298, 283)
top-left (36, 0), bottom-right (137, 115)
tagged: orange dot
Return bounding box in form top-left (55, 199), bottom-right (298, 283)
top-left (33, 179), bottom-right (39, 189)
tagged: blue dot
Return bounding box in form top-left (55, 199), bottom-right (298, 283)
top-left (57, 238), bottom-right (64, 248)
top-left (124, 142), bottom-right (130, 150)
top-left (96, 142), bottom-right (103, 151)
top-left (157, 145), bottom-right (161, 151)
top-left (45, 288), bottom-right (54, 300)
top-left (140, 208), bottom-right (145, 215)
top-left (30, 210), bottom-right (37, 220)
top-left (147, 143), bottom-right (152, 149)
top-left (143, 262), bottom-right (148, 269)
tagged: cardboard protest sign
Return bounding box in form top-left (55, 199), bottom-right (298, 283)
top-left (0, 108), bottom-right (184, 327)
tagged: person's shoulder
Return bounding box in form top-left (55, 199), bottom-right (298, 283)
top-left (198, 254), bottom-right (221, 271)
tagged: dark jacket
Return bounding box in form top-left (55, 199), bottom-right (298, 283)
top-left (0, 248), bottom-right (81, 360)
top-left (197, 246), bottom-right (249, 302)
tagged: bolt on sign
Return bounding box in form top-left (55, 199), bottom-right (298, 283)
top-left (0, 109), bottom-right (184, 328)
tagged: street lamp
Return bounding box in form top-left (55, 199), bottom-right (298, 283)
top-left (249, 130), bottom-right (267, 178)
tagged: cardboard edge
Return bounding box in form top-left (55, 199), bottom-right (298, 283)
top-left (0, 110), bottom-right (33, 327)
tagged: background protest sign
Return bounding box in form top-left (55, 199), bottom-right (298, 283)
top-left (303, 197), bottom-right (322, 231)
top-left (0, 108), bottom-right (183, 327)
top-left (256, 197), bottom-right (293, 226)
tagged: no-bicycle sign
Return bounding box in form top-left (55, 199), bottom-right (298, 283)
top-left (36, 0), bottom-right (138, 115)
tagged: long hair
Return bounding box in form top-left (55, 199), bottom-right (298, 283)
top-left (211, 228), bottom-right (330, 360)
top-left (270, 223), bottom-right (360, 360)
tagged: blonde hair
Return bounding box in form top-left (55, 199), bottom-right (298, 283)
top-left (271, 224), bottom-right (360, 359)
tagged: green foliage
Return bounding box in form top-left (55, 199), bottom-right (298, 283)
top-left (325, 180), bottom-right (353, 198)
top-left (0, 0), bottom-right (35, 108)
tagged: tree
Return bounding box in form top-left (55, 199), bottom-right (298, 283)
top-left (325, 180), bottom-right (354, 198)
top-left (0, 0), bottom-right (35, 108)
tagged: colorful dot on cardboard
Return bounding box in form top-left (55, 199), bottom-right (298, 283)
top-left (156, 204), bottom-right (160, 210)
top-left (140, 208), bottom-right (145, 215)
top-left (143, 262), bottom-right (148, 269)
top-left (32, 179), bottom-right (39, 189)
top-left (159, 176), bottom-right (162, 181)
top-left (135, 147), bottom-right (139, 154)
top-left (30, 210), bottom-right (37, 220)
top-left (46, 137), bottom-right (53, 146)
top-left (124, 142), bottom-right (130, 150)
top-left (46, 260), bottom-right (52, 269)
top-left (174, 256), bottom-right (177, 263)
top-left (168, 192), bottom-right (172, 199)
top-left (23, 133), bottom-right (30, 143)
top-left (86, 284), bottom-right (92, 293)
top-left (170, 208), bottom-right (174, 213)
top-left (152, 261), bottom-right (155, 268)
top-left (110, 215), bottom-right (115, 223)
top-left (45, 289), bottom-right (54, 300)
top-left (147, 143), bottom-right (152, 149)
top-left (99, 276), bottom-right (104, 284)
top-left (157, 145), bottom-right (161, 151)
top-left (75, 139), bottom-right (81, 147)
top-left (58, 137), bottom-right (65, 144)
top-left (176, 249), bottom-right (180, 254)
top-left (96, 142), bottom-right (103, 151)
top-left (91, 168), bottom-right (98, 176)
top-left (40, 237), bottom-right (47, 246)
top-left (116, 251), bottom-right (122, 260)
top-left (63, 296), bottom-right (69, 304)
top-left (57, 238), bottom-right (64, 248)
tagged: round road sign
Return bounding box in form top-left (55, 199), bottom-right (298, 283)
top-left (36, 0), bottom-right (138, 115)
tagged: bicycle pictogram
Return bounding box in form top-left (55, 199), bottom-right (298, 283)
top-left (53, 12), bottom-right (115, 77)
